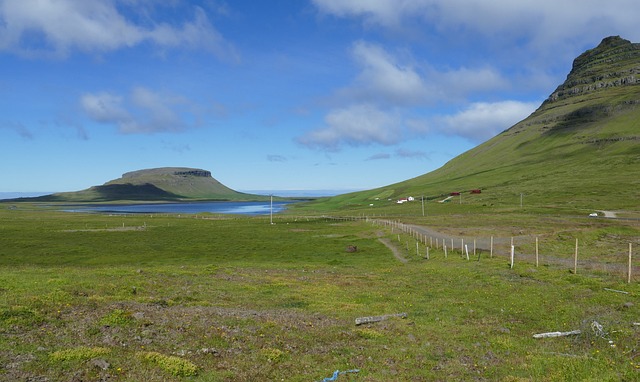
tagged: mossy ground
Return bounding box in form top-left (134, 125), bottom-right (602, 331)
top-left (0, 207), bottom-right (639, 381)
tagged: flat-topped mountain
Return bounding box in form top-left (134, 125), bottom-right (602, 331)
top-left (19, 167), bottom-right (260, 202)
top-left (104, 167), bottom-right (240, 199)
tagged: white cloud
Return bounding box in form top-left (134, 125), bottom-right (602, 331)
top-left (435, 66), bottom-right (509, 99)
top-left (312, 0), bottom-right (405, 27)
top-left (345, 41), bottom-right (428, 105)
top-left (128, 87), bottom-right (189, 133)
top-left (80, 92), bottom-right (130, 124)
top-left (440, 101), bottom-right (538, 142)
top-left (337, 40), bottom-right (510, 107)
top-left (297, 104), bottom-right (402, 150)
top-left (312, 0), bottom-right (640, 39)
top-left (302, 40), bottom-right (518, 150)
top-left (312, 0), bottom-right (640, 63)
top-left (80, 87), bottom-right (199, 134)
top-left (0, 0), bottom-right (237, 59)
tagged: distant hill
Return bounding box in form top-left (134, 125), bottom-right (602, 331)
top-left (16, 167), bottom-right (262, 202)
top-left (308, 36), bottom-right (640, 213)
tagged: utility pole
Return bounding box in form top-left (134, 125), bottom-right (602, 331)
top-left (270, 194), bottom-right (273, 225)
top-left (421, 195), bottom-right (425, 216)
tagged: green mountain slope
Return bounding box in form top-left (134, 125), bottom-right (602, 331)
top-left (307, 36), bottom-right (640, 213)
top-left (25, 167), bottom-right (260, 202)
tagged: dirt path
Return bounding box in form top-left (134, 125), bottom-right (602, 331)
top-left (377, 237), bottom-right (408, 263)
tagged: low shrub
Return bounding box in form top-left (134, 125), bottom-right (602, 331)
top-left (261, 347), bottom-right (286, 363)
top-left (139, 351), bottom-right (198, 377)
top-left (99, 308), bottom-right (133, 327)
top-left (50, 346), bottom-right (111, 362)
top-left (354, 327), bottom-right (384, 339)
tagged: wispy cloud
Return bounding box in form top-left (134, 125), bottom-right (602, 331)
top-left (312, 0), bottom-right (640, 49)
top-left (80, 87), bottom-right (202, 134)
top-left (439, 101), bottom-right (538, 142)
top-left (366, 149), bottom-right (429, 161)
top-left (299, 39), bottom-right (516, 150)
top-left (340, 41), bottom-right (428, 105)
top-left (337, 41), bottom-right (508, 105)
top-left (431, 66), bottom-right (509, 101)
top-left (267, 154), bottom-right (288, 162)
top-left (0, 0), bottom-right (238, 59)
top-left (1, 121), bottom-right (33, 139)
top-left (161, 141), bottom-right (191, 153)
top-left (366, 153), bottom-right (391, 161)
top-left (395, 148), bottom-right (429, 159)
top-left (297, 104), bottom-right (402, 150)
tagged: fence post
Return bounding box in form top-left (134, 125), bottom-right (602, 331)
top-left (574, 238), bottom-right (578, 274)
top-left (536, 236), bottom-right (538, 268)
top-left (629, 243), bottom-right (633, 284)
top-left (510, 245), bottom-right (515, 269)
top-left (490, 236), bottom-right (493, 258)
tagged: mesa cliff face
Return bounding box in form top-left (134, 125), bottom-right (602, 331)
top-left (121, 168), bottom-right (213, 179)
top-left (546, 36), bottom-right (640, 103)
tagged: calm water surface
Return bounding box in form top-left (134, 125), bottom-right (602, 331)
top-left (62, 201), bottom-right (295, 215)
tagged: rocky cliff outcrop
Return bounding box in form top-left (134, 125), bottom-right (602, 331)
top-left (173, 170), bottom-right (212, 177)
top-left (121, 167), bottom-right (213, 179)
top-left (546, 36), bottom-right (640, 103)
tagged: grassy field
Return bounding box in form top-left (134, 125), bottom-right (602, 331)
top-left (1, 205), bottom-right (639, 381)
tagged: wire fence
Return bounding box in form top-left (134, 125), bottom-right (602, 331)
top-left (312, 215), bottom-right (638, 284)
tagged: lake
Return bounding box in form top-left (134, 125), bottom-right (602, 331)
top-left (61, 201), bottom-right (295, 215)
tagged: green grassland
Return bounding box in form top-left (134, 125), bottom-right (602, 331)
top-left (1, 206), bottom-right (639, 381)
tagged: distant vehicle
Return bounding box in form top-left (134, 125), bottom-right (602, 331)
top-left (589, 213), bottom-right (598, 217)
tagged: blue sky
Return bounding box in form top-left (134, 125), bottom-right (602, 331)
top-left (2, 0), bottom-right (640, 195)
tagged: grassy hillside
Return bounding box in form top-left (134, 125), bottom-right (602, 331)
top-left (300, 37), bottom-right (640, 215)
